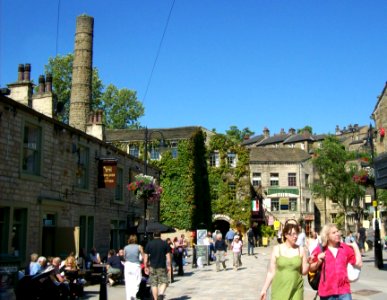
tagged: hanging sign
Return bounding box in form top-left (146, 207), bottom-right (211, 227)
top-left (98, 158), bottom-right (118, 188)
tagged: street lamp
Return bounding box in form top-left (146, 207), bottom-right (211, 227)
top-left (368, 123), bottom-right (384, 269)
top-left (143, 127), bottom-right (166, 240)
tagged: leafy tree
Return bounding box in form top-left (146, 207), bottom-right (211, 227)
top-left (225, 126), bottom-right (255, 143)
top-left (44, 54), bottom-right (143, 128)
top-left (102, 84), bottom-right (144, 129)
top-left (297, 126), bottom-right (313, 134)
top-left (311, 136), bottom-right (364, 231)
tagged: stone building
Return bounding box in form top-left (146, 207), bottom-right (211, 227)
top-left (249, 148), bottom-right (315, 232)
top-left (0, 15), bottom-right (159, 265)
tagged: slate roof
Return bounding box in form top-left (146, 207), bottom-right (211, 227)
top-left (106, 126), bottom-right (210, 142)
top-left (241, 134), bottom-right (265, 146)
top-left (283, 133), bottom-right (314, 144)
top-left (257, 134), bottom-right (290, 146)
top-left (250, 148), bottom-right (311, 163)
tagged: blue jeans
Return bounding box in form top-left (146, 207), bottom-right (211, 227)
top-left (320, 294), bottom-right (352, 300)
top-left (247, 241), bottom-right (254, 255)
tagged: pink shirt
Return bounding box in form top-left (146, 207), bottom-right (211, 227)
top-left (312, 243), bottom-right (356, 297)
top-left (231, 241), bottom-right (242, 253)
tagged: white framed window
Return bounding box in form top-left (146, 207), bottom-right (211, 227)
top-left (228, 183), bottom-right (236, 200)
top-left (271, 198), bottom-right (279, 211)
top-left (289, 198), bottom-right (297, 211)
top-left (171, 141), bottom-right (178, 158)
top-left (227, 152), bottom-right (236, 167)
top-left (209, 152), bottom-right (220, 167)
top-left (288, 173), bottom-right (297, 186)
top-left (150, 146), bottom-right (160, 160)
top-left (129, 144), bottom-right (139, 158)
top-left (270, 173), bottom-right (279, 186)
top-left (252, 172), bottom-right (261, 187)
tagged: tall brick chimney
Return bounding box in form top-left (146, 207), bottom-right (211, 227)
top-left (7, 63), bottom-right (33, 106)
top-left (69, 15), bottom-right (94, 132)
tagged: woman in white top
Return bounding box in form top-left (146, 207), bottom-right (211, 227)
top-left (231, 235), bottom-right (243, 271)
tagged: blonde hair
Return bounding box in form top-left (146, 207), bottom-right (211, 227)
top-left (319, 223), bottom-right (337, 247)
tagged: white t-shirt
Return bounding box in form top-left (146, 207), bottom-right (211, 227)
top-left (231, 241), bottom-right (243, 253)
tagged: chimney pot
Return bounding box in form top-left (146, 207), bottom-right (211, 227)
top-left (38, 75), bottom-right (45, 93)
top-left (18, 64), bottom-right (25, 82)
top-left (45, 73), bottom-right (53, 92)
top-left (24, 64), bottom-right (31, 81)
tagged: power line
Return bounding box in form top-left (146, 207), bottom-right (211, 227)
top-left (55, 0), bottom-right (61, 56)
top-left (142, 0), bottom-right (176, 104)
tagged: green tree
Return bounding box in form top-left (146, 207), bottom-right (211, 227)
top-left (225, 125), bottom-right (255, 143)
top-left (44, 54), bottom-right (144, 128)
top-left (297, 126), bottom-right (313, 134)
top-left (102, 84), bottom-right (144, 129)
top-left (311, 136), bottom-right (364, 231)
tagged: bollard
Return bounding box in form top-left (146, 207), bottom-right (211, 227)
top-left (99, 265), bottom-right (107, 300)
top-left (192, 245), bottom-right (197, 268)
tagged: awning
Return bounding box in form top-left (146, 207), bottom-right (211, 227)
top-left (137, 220), bottom-right (175, 233)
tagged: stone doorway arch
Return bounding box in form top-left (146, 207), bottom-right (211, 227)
top-left (213, 214), bottom-right (233, 239)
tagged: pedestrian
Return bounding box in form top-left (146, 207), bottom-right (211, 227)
top-left (214, 232), bottom-right (227, 271)
top-left (277, 228), bottom-right (283, 244)
top-left (357, 224), bottom-right (366, 255)
top-left (296, 225), bottom-right (306, 247)
top-left (260, 220), bottom-right (309, 300)
top-left (144, 231), bottom-right (171, 300)
top-left (231, 235), bottom-right (243, 271)
top-left (173, 237), bottom-right (184, 276)
top-left (106, 249), bottom-right (122, 286)
top-left (344, 230), bottom-right (355, 244)
top-left (309, 223), bottom-right (362, 300)
top-left (306, 229), bottom-right (319, 255)
top-left (123, 234), bottom-right (144, 300)
top-left (247, 227), bottom-right (255, 255)
top-left (225, 228), bottom-right (235, 250)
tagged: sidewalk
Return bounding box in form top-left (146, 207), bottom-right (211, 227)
top-left (83, 246), bottom-right (387, 300)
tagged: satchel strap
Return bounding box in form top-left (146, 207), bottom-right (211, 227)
top-left (318, 243), bottom-right (325, 283)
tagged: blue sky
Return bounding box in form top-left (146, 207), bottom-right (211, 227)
top-left (1, 0), bottom-right (387, 135)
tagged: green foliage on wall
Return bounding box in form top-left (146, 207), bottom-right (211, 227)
top-left (157, 129), bottom-right (212, 230)
top-left (207, 134), bottom-right (251, 226)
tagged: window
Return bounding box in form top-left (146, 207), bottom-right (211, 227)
top-left (115, 168), bottom-right (123, 202)
top-left (0, 208), bottom-right (27, 258)
top-left (171, 141), bottom-right (178, 158)
top-left (306, 198), bottom-right (310, 212)
top-left (129, 144), bottom-right (139, 158)
top-left (209, 152), bottom-right (220, 167)
top-left (227, 152), bottom-right (236, 167)
top-left (80, 216), bottom-right (94, 253)
top-left (150, 146), bottom-right (160, 160)
top-left (110, 220), bottom-right (126, 250)
top-left (76, 145), bottom-right (89, 189)
top-left (228, 183), bottom-right (236, 200)
top-left (289, 198), bottom-right (297, 211)
top-left (288, 173), bottom-right (297, 186)
top-left (252, 172), bottom-right (261, 187)
top-left (22, 122), bottom-right (42, 175)
top-left (271, 198), bottom-right (279, 211)
top-left (305, 174), bottom-right (310, 187)
top-left (270, 173), bottom-right (279, 186)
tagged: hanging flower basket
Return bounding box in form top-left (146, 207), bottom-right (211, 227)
top-left (352, 169), bottom-right (374, 186)
top-left (127, 174), bottom-right (162, 202)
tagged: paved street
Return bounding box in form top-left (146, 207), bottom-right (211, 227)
top-left (83, 245), bottom-right (387, 300)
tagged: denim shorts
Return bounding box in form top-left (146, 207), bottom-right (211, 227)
top-left (320, 294), bottom-right (352, 300)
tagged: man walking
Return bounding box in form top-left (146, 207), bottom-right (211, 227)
top-left (144, 232), bottom-right (171, 300)
top-left (225, 228), bottom-right (235, 250)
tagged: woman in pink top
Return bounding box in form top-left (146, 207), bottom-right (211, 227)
top-left (309, 224), bottom-right (362, 300)
top-left (231, 235), bottom-right (243, 271)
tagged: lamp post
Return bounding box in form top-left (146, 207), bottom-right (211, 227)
top-left (143, 127), bottom-right (165, 240)
top-left (368, 124), bottom-right (384, 269)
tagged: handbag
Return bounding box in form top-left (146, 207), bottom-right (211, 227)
top-left (308, 244), bottom-right (325, 291)
top-left (347, 263), bottom-right (361, 282)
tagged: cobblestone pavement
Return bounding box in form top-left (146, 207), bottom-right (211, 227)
top-left (83, 246), bottom-right (387, 300)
